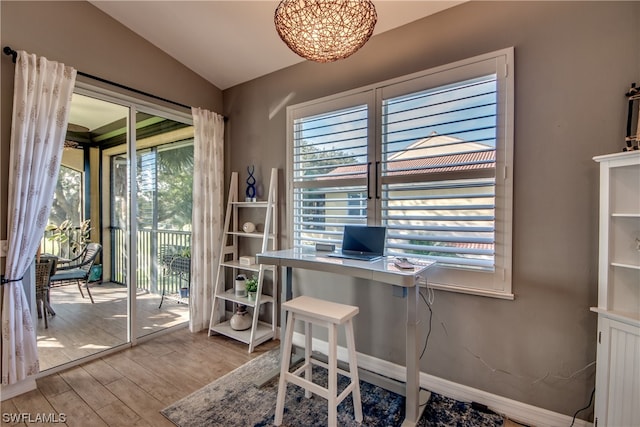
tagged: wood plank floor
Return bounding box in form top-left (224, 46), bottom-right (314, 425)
top-left (5, 329), bottom-right (279, 427)
top-left (5, 327), bottom-right (524, 427)
top-left (37, 282), bottom-right (189, 371)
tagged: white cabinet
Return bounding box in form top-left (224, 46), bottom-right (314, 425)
top-left (592, 152), bottom-right (640, 426)
top-left (208, 168), bottom-right (278, 353)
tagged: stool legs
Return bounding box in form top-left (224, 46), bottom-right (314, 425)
top-left (328, 323), bottom-right (338, 427)
top-left (304, 321), bottom-right (312, 399)
top-left (275, 297), bottom-right (362, 426)
top-left (346, 318), bottom-right (363, 422)
top-left (274, 311), bottom-right (294, 426)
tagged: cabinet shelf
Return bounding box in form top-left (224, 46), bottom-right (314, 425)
top-left (611, 213), bottom-right (640, 218)
top-left (209, 320), bottom-right (275, 346)
top-left (220, 260), bottom-right (275, 272)
top-left (611, 262), bottom-right (640, 270)
top-left (231, 201), bottom-right (270, 208)
top-left (590, 307), bottom-right (640, 327)
top-left (226, 231), bottom-right (276, 239)
top-left (208, 168), bottom-right (279, 353)
top-left (216, 288), bottom-right (274, 307)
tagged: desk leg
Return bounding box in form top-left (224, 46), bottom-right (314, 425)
top-left (280, 266), bottom-right (293, 348)
top-left (402, 285), bottom-right (422, 427)
top-left (254, 266), bottom-right (293, 388)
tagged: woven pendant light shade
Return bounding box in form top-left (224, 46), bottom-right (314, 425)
top-left (274, 0), bottom-right (377, 63)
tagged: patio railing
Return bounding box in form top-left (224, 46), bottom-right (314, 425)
top-left (111, 227), bottom-right (191, 295)
top-left (42, 227), bottom-right (191, 296)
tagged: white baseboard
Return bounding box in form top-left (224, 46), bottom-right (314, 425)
top-left (292, 332), bottom-right (592, 427)
top-left (0, 377), bottom-right (37, 401)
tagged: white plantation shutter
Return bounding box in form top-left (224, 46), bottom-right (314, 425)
top-left (287, 48), bottom-right (513, 297)
top-left (380, 75), bottom-right (497, 270)
top-left (291, 95), bottom-right (372, 248)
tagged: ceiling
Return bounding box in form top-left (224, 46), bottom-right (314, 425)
top-left (90, 1), bottom-right (463, 90)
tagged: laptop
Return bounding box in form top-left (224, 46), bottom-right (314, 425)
top-left (327, 225), bottom-right (386, 262)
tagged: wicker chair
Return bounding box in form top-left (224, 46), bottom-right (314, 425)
top-left (35, 258), bottom-right (56, 328)
top-left (50, 243), bottom-right (102, 304)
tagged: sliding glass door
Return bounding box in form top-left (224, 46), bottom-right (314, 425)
top-left (133, 110), bottom-right (193, 339)
top-left (38, 86), bottom-right (193, 371)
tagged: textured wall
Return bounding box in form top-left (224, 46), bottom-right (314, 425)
top-left (222, 1), bottom-right (640, 418)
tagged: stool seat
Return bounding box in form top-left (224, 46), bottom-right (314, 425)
top-left (275, 296), bottom-right (363, 427)
top-left (282, 295), bottom-right (359, 324)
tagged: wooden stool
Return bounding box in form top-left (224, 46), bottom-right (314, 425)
top-left (275, 296), bottom-right (362, 427)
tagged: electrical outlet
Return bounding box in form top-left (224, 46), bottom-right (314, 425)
top-left (0, 240), bottom-right (7, 257)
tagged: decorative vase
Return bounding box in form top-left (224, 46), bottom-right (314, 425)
top-left (242, 222), bottom-right (256, 233)
top-left (235, 274), bottom-right (247, 297)
top-left (246, 165), bottom-right (257, 202)
top-left (230, 306), bottom-right (251, 331)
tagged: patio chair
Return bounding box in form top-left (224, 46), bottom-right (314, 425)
top-left (50, 243), bottom-right (102, 304)
top-left (35, 258), bottom-right (56, 328)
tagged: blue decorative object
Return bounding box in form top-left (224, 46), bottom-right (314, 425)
top-left (246, 165), bottom-right (257, 202)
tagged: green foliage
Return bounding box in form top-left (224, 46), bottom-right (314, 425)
top-left (46, 219), bottom-right (91, 256)
top-left (49, 165), bottom-right (82, 227)
top-left (245, 275), bottom-right (258, 293)
top-left (157, 143), bottom-right (194, 229)
top-left (135, 142), bottom-right (194, 231)
top-left (299, 140), bottom-right (358, 176)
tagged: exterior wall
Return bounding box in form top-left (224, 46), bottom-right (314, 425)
top-left (222, 1), bottom-right (640, 418)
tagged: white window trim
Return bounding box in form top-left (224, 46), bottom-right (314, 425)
top-left (286, 48), bottom-right (514, 299)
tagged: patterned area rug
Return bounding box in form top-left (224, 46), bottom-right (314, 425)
top-left (161, 349), bottom-right (503, 427)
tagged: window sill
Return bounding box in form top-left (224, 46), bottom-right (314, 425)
top-left (419, 279), bottom-right (514, 300)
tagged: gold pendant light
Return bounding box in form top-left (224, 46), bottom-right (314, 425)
top-left (274, 0), bottom-right (377, 63)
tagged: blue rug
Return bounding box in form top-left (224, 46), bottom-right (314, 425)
top-left (161, 348), bottom-right (503, 426)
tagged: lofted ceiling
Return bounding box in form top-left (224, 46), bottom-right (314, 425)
top-left (89, 1), bottom-right (464, 90)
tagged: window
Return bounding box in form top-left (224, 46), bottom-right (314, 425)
top-left (49, 165), bottom-right (84, 227)
top-left (288, 48), bottom-right (514, 297)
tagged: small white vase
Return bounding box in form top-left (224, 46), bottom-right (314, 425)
top-left (230, 307), bottom-right (251, 331)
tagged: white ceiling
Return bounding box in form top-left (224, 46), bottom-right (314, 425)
top-left (90, 1), bottom-right (463, 90)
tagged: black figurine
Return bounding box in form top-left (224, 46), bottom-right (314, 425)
top-left (246, 165), bottom-right (257, 202)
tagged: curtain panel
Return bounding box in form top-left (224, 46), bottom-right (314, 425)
top-left (189, 108), bottom-right (224, 332)
top-left (1, 51), bottom-right (76, 384)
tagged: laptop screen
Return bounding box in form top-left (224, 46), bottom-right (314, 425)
top-left (341, 226), bottom-right (386, 256)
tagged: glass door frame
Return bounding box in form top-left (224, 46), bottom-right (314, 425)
top-left (75, 81), bottom-right (193, 346)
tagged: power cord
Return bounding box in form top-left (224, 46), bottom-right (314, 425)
top-left (418, 285), bottom-right (434, 360)
top-left (569, 387), bottom-right (595, 427)
top-left (418, 284), bottom-right (434, 409)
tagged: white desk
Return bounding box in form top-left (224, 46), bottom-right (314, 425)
top-left (257, 248), bottom-right (436, 427)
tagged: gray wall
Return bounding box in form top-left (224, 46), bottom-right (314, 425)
top-left (223, 1), bottom-right (640, 419)
top-left (0, 0), bottom-right (224, 259)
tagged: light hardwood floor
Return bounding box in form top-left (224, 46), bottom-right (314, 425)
top-left (5, 327), bottom-right (525, 427)
top-left (4, 329), bottom-right (279, 427)
top-left (37, 282), bottom-right (190, 371)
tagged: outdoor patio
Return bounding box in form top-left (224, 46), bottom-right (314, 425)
top-left (36, 281), bottom-right (190, 372)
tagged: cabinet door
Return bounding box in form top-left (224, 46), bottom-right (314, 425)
top-left (595, 316), bottom-right (640, 426)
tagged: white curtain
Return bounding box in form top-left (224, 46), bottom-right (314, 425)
top-left (189, 108), bottom-right (224, 332)
top-left (1, 51), bottom-right (76, 384)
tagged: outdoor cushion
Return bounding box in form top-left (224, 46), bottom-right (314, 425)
top-left (50, 268), bottom-right (86, 281)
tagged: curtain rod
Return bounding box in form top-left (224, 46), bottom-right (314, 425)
top-left (3, 46), bottom-right (225, 118)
